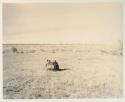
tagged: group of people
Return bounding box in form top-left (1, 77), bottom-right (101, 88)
top-left (45, 59), bottom-right (60, 71)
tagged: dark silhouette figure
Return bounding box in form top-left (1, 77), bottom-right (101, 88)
top-left (53, 60), bottom-right (59, 71)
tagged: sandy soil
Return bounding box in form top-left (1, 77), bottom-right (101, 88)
top-left (3, 44), bottom-right (123, 99)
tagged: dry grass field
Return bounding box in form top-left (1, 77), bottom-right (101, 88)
top-left (3, 44), bottom-right (123, 99)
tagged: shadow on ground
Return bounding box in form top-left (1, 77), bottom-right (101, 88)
top-left (47, 68), bottom-right (70, 72)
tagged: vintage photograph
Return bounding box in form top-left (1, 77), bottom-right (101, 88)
top-left (3, 2), bottom-right (123, 99)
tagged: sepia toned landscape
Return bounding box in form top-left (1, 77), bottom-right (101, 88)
top-left (3, 44), bottom-right (123, 98)
top-left (3, 2), bottom-right (122, 99)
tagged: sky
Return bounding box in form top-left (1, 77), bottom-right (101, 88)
top-left (3, 2), bottom-right (122, 44)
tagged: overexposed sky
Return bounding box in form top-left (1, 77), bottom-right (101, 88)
top-left (3, 3), bottom-right (122, 44)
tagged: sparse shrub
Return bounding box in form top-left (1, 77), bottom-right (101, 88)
top-left (61, 49), bottom-right (65, 52)
top-left (3, 50), bottom-right (5, 54)
top-left (30, 50), bottom-right (35, 53)
top-left (12, 47), bottom-right (18, 53)
top-left (112, 52), bottom-right (117, 55)
top-left (16, 51), bottom-right (19, 53)
top-left (20, 51), bottom-right (24, 53)
top-left (118, 40), bottom-right (123, 56)
top-left (55, 49), bottom-right (59, 51)
top-left (40, 49), bottom-right (45, 52)
top-left (120, 52), bottom-right (123, 56)
top-left (100, 50), bottom-right (108, 54)
top-left (52, 50), bottom-right (56, 53)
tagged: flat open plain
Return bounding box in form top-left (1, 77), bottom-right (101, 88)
top-left (3, 44), bottom-right (123, 98)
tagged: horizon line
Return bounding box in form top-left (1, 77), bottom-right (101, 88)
top-left (2, 43), bottom-right (118, 45)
